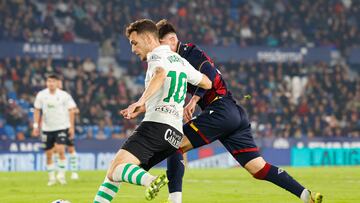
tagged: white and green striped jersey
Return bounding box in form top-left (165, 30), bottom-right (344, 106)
top-left (143, 45), bottom-right (203, 133)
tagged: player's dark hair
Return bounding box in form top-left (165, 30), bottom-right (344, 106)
top-left (125, 19), bottom-right (159, 39)
top-left (156, 19), bottom-right (177, 39)
top-left (46, 73), bottom-right (59, 80)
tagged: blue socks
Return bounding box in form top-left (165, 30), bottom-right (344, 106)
top-left (166, 150), bottom-right (185, 193)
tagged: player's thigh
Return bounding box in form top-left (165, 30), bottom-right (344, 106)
top-left (179, 135), bottom-right (194, 153)
top-left (220, 125), bottom-right (261, 167)
top-left (122, 122), bottom-right (181, 166)
top-left (41, 131), bottom-right (56, 151)
top-left (140, 147), bottom-right (177, 171)
top-left (112, 149), bottom-right (141, 167)
top-left (184, 99), bottom-right (241, 148)
top-left (55, 129), bottom-right (68, 146)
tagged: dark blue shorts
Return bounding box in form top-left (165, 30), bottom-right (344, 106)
top-left (183, 97), bottom-right (260, 166)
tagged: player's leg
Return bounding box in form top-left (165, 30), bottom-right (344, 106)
top-left (45, 149), bottom-right (56, 185)
top-left (221, 109), bottom-right (322, 203)
top-left (166, 149), bottom-right (185, 203)
top-left (42, 131), bottom-right (56, 186)
top-left (54, 130), bottom-right (69, 184)
top-left (67, 138), bottom-right (79, 180)
top-left (94, 149), bottom-right (166, 203)
top-left (167, 98), bottom-right (240, 203)
top-left (54, 143), bottom-right (67, 184)
top-left (94, 122), bottom-right (172, 202)
top-left (244, 157), bottom-right (322, 203)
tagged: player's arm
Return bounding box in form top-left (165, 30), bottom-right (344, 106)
top-left (183, 95), bottom-right (201, 122)
top-left (120, 104), bottom-right (145, 118)
top-left (68, 108), bottom-right (75, 138)
top-left (192, 61), bottom-right (216, 97)
top-left (32, 93), bottom-right (42, 137)
top-left (125, 67), bottom-right (166, 119)
top-left (32, 108), bottom-right (41, 137)
top-left (183, 61), bottom-right (213, 122)
top-left (67, 94), bottom-right (77, 138)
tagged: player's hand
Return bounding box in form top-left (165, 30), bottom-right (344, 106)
top-left (124, 101), bottom-right (144, 119)
top-left (120, 107), bottom-right (143, 119)
top-left (184, 100), bottom-right (197, 123)
top-left (119, 109), bottom-right (128, 117)
top-left (68, 127), bottom-right (75, 139)
top-left (32, 128), bottom-right (40, 137)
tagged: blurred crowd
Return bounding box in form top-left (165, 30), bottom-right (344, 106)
top-left (0, 56), bottom-right (359, 141)
top-left (0, 0), bottom-right (359, 141)
top-left (1, 0), bottom-right (359, 54)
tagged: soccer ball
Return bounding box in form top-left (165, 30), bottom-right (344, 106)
top-left (51, 200), bottom-right (71, 203)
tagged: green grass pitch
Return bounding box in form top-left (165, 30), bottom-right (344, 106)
top-left (1, 167), bottom-right (359, 203)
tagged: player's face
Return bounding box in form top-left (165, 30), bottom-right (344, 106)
top-left (129, 31), bottom-right (151, 61)
top-left (159, 34), bottom-right (177, 52)
top-left (46, 78), bottom-right (57, 91)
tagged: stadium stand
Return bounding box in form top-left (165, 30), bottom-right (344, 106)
top-left (0, 0), bottom-right (359, 140)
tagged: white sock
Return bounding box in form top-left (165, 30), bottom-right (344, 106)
top-left (300, 189), bottom-right (311, 203)
top-left (57, 158), bottom-right (67, 177)
top-left (47, 164), bottom-right (55, 180)
top-left (94, 177), bottom-right (121, 203)
top-left (69, 152), bottom-right (79, 172)
top-left (168, 192), bottom-right (182, 203)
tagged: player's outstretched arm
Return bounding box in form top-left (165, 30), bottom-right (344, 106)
top-left (126, 67), bottom-right (166, 118)
top-left (120, 104), bottom-right (145, 119)
top-left (197, 74), bottom-right (212, 90)
top-left (184, 95), bottom-right (201, 123)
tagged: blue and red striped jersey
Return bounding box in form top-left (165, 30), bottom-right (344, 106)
top-left (177, 42), bottom-right (233, 110)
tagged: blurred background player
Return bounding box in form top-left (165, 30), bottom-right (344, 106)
top-left (156, 19), bottom-right (322, 203)
top-left (51, 78), bottom-right (79, 180)
top-left (32, 74), bottom-right (77, 186)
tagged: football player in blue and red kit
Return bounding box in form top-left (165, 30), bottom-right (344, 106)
top-left (156, 19), bottom-right (323, 203)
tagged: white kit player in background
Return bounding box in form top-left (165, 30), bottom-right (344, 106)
top-left (32, 74), bottom-right (77, 186)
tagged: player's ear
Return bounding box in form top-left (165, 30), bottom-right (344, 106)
top-left (143, 32), bottom-right (155, 44)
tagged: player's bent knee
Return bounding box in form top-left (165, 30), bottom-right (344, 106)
top-left (244, 156), bottom-right (266, 175)
top-left (252, 162), bottom-right (271, 180)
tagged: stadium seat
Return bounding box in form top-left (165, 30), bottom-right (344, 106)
top-left (4, 125), bottom-right (16, 140)
top-left (16, 125), bottom-right (28, 133)
top-left (7, 92), bottom-right (17, 100)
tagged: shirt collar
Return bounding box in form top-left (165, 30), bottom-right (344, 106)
top-left (152, 45), bottom-right (171, 52)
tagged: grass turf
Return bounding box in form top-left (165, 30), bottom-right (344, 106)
top-left (1, 166), bottom-right (359, 203)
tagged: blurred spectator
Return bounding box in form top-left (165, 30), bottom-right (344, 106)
top-left (1, 0), bottom-right (359, 54)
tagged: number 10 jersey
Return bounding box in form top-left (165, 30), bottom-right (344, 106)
top-left (143, 45), bottom-right (203, 133)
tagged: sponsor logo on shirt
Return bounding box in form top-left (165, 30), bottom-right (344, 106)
top-left (148, 54), bottom-right (161, 62)
top-left (154, 105), bottom-right (180, 118)
top-left (164, 128), bottom-right (183, 148)
top-left (167, 55), bottom-right (184, 65)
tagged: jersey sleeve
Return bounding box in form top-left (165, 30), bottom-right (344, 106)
top-left (34, 92), bottom-right (42, 109)
top-left (147, 52), bottom-right (166, 76)
top-left (66, 93), bottom-right (77, 109)
top-left (184, 60), bottom-right (203, 86)
top-left (193, 61), bottom-right (217, 97)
